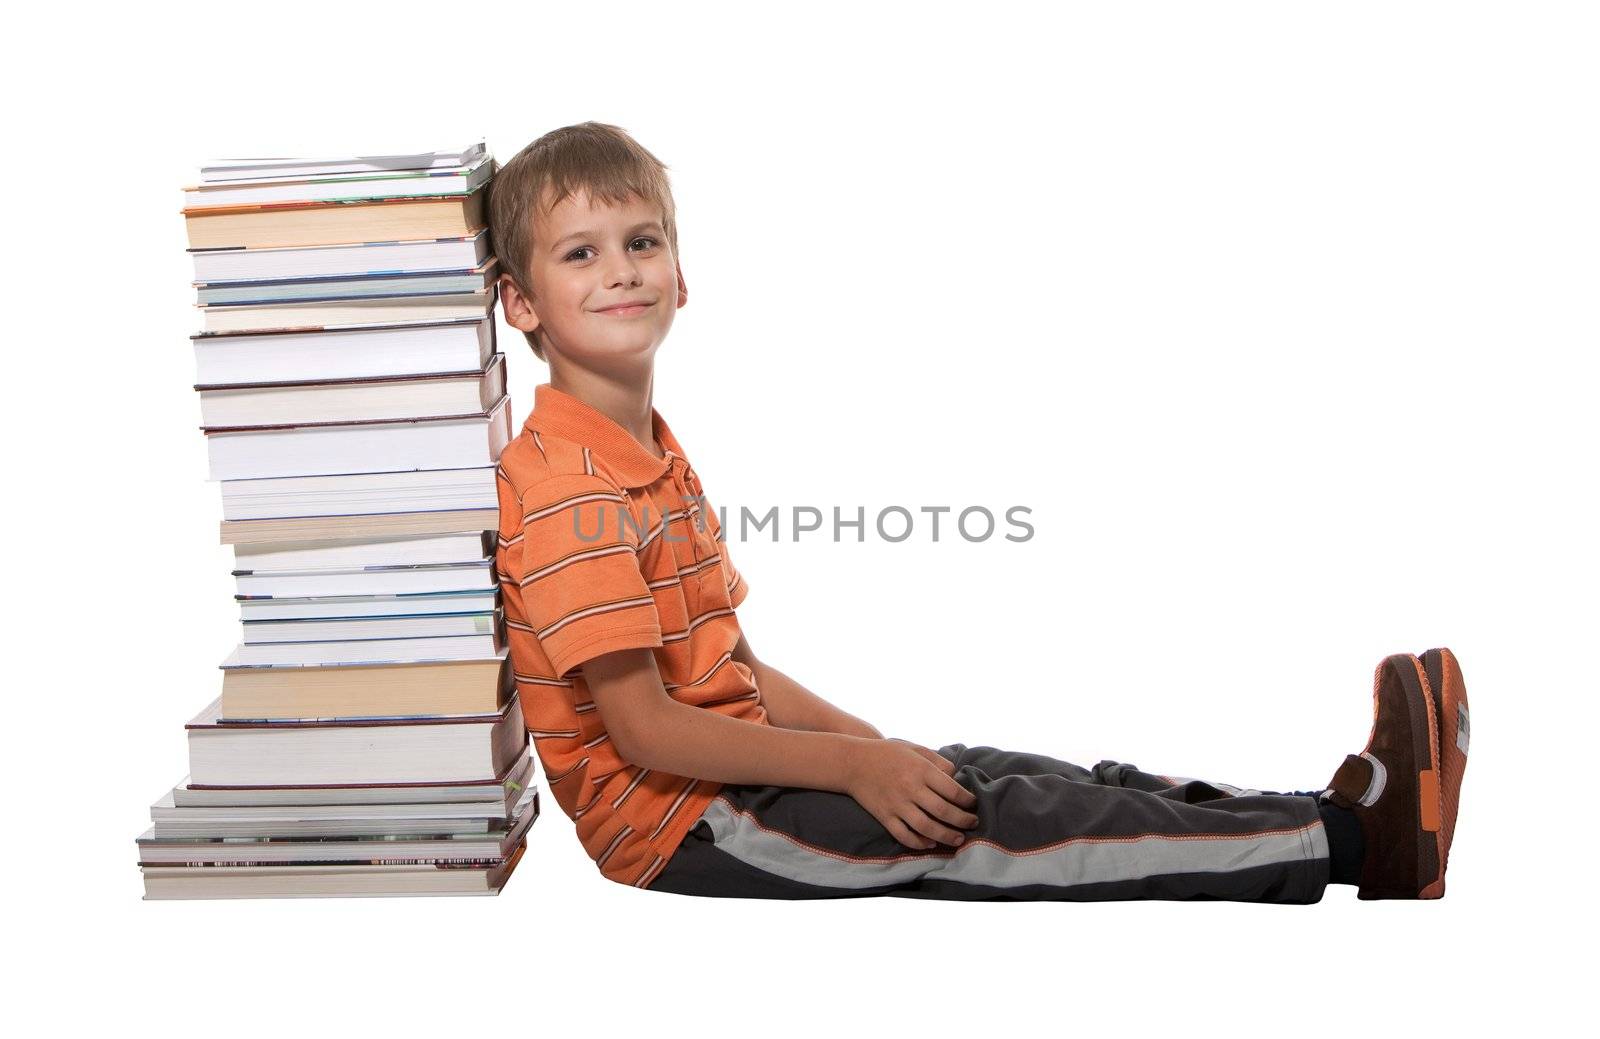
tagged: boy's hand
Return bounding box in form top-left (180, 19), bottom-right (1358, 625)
top-left (846, 739), bottom-right (980, 851)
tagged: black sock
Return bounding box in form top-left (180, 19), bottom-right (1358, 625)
top-left (1317, 799), bottom-right (1365, 885)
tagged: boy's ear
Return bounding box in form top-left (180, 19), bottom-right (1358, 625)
top-left (675, 258), bottom-right (688, 309)
top-left (499, 273), bottom-right (542, 335)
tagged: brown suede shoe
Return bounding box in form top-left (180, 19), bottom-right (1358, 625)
top-left (1418, 647), bottom-right (1469, 898)
top-left (1323, 653), bottom-right (1445, 899)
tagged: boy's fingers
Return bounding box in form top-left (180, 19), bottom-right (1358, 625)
top-left (917, 785), bottom-right (980, 831)
top-left (904, 806), bottom-right (966, 848)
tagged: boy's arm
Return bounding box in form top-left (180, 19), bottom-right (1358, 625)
top-left (730, 634), bottom-right (884, 740)
top-left (585, 647), bottom-right (980, 848)
top-left (583, 647), bottom-right (873, 791)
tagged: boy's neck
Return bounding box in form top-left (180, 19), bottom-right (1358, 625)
top-left (547, 363), bottom-right (664, 459)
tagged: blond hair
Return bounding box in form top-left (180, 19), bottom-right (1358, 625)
top-left (488, 122), bottom-right (679, 361)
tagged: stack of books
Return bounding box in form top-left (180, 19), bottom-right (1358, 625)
top-left (136, 143), bottom-right (538, 899)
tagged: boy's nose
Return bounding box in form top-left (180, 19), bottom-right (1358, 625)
top-left (605, 258), bottom-right (643, 288)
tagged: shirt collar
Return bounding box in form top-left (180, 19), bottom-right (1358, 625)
top-left (524, 382), bottom-right (688, 488)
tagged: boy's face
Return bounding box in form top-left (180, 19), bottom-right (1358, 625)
top-left (500, 188), bottom-right (687, 369)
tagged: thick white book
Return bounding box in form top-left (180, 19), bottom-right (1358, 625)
top-left (203, 393), bottom-right (512, 481)
top-left (233, 560), bottom-right (495, 599)
top-left (193, 317), bottom-right (494, 386)
top-left (220, 467), bottom-right (499, 522)
top-left (169, 746), bottom-right (533, 809)
top-left (184, 694), bottom-right (525, 786)
top-left (198, 355), bottom-right (505, 429)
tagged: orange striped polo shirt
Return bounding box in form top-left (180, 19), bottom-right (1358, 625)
top-left (494, 382), bottom-right (768, 888)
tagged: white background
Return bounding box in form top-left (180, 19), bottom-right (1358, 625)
top-left (5, 1), bottom-right (1595, 1034)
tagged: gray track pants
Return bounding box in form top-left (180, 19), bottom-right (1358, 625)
top-left (647, 743), bottom-right (1331, 903)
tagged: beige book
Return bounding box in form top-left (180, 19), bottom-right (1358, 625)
top-left (220, 654), bottom-right (511, 721)
top-left (219, 508), bottom-right (499, 545)
top-left (184, 191), bottom-right (485, 250)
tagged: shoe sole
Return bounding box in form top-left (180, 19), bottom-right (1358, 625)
top-left (1418, 648), bottom-right (1469, 898)
top-left (1357, 654), bottom-right (1445, 900)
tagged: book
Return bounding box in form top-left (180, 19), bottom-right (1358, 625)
top-left (184, 152), bottom-right (494, 209)
top-left (198, 354), bottom-right (506, 429)
top-left (243, 610), bottom-right (500, 644)
top-left (236, 588), bottom-right (499, 622)
top-left (193, 316), bottom-right (494, 386)
top-left (220, 509), bottom-right (501, 546)
top-left (221, 467), bottom-right (499, 522)
top-left (186, 694), bottom-right (525, 785)
top-left (183, 190), bottom-right (486, 250)
top-left (202, 393), bottom-right (512, 481)
top-left (222, 634), bottom-right (507, 667)
top-left (191, 230), bottom-right (492, 284)
top-left (233, 559), bottom-right (495, 598)
top-left (138, 830), bottom-right (530, 868)
top-left (142, 782), bottom-right (537, 860)
top-left (200, 143), bottom-right (487, 183)
top-left (232, 531), bottom-right (493, 571)
top-left (197, 257), bottom-right (497, 306)
top-left (151, 797), bottom-right (504, 839)
top-left (150, 791), bottom-right (512, 839)
top-left (175, 744), bottom-right (532, 806)
top-left (218, 644), bottom-right (511, 720)
top-left (199, 287), bottom-right (495, 334)
top-left (139, 842), bottom-right (528, 898)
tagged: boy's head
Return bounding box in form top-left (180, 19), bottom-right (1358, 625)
top-left (489, 121), bottom-right (687, 370)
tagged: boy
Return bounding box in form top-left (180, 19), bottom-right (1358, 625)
top-left (487, 121), bottom-right (1471, 901)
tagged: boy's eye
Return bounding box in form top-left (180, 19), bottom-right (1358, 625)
top-left (564, 238), bottom-right (656, 262)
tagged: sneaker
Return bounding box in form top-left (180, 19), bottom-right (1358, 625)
top-left (1322, 653), bottom-right (1446, 900)
top-left (1418, 647), bottom-right (1469, 897)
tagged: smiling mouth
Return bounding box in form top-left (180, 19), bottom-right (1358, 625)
top-left (595, 302), bottom-right (654, 316)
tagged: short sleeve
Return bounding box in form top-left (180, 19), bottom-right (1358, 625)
top-left (512, 473), bottom-right (664, 678)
